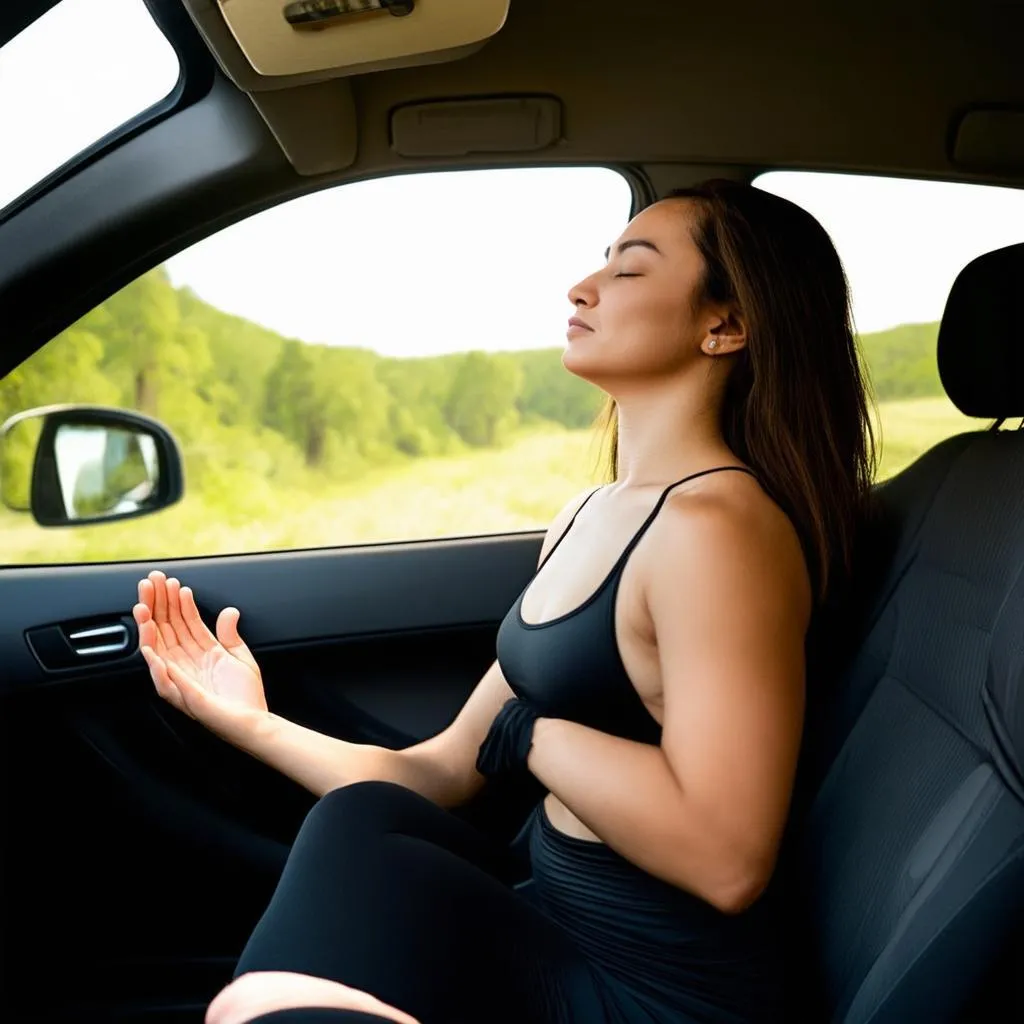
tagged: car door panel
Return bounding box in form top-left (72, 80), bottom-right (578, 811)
top-left (0, 533), bottom-right (542, 1022)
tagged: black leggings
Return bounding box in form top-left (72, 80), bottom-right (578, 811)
top-left (233, 780), bottom-right (614, 1024)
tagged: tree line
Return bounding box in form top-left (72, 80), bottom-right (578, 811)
top-left (0, 264), bottom-right (943, 501)
top-left (0, 267), bottom-right (605, 499)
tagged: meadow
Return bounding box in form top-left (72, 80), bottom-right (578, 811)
top-left (0, 394), bottom-right (987, 567)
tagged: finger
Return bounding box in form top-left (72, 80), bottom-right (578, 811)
top-left (149, 571), bottom-right (177, 652)
top-left (133, 603), bottom-right (158, 651)
top-left (148, 569), bottom-right (166, 619)
top-left (165, 578), bottom-right (203, 665)
top-left (141, 646), bottom-right (189, 716)
top-left (137, 579), bottom-right (164, 652)
top-left (179, 586), bottom-right (216, 652)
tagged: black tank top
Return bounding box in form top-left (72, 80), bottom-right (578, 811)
top-left (496, 465), bottom-right (759, 746)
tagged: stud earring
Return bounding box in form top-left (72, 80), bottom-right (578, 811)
top-left (707, 338), bottom-right (718, 350)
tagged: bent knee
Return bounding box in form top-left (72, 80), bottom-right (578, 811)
top-left (311, 780), bottom-right (430, 830)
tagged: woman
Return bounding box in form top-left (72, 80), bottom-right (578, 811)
top-left (134, 179), bottom-right (876, 1024)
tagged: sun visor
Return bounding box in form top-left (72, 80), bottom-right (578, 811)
top-left (187, 0), bottom-right (510, 89)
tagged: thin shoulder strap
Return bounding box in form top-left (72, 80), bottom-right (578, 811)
top-left (611, 464), bottom-right (758, 571)
top-left (537, 485), bottom-right (603, 571)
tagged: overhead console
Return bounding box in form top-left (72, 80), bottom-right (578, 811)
top-left (180, 0), bottom-right (511, 172)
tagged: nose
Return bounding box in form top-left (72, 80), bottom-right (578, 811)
top-left (567, 271), bottom-right (598, 309)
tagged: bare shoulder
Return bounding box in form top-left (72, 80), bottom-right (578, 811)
top-left (536, 484), bottom-right (603, 568)
top-left (642, 473), bottom-right (812, 633)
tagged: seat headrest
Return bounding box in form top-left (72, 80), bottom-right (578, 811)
top-left (937, 242), bottom-right (1024, 419)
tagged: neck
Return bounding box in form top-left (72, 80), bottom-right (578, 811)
top-left (609, 375), bottom-right (736, 490)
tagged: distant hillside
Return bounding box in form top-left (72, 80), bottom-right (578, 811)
top-left (0, 263), bottom-right (948, 497)
top-left (857, 322), bottom-right (942, 401)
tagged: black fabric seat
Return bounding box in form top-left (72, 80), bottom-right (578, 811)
top-left (782, 242), bottom-right (1024, 1023)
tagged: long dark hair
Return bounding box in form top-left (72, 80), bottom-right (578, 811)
top-left (594, 179), bottom-right (878, 606)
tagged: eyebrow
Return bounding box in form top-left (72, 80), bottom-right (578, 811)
top-left (604, 238), bottom-right (663, 260)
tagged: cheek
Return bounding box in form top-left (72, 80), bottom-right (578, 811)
top-left (563, 299), bottom-right (694, 380)
top-left (612, 290), bottom-right (695, 361)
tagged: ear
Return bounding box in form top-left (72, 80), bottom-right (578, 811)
top-left (702, 307), bottom-right (747, 355)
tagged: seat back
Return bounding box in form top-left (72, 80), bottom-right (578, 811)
top-left (790, 243), bottom-right (1024, 1024)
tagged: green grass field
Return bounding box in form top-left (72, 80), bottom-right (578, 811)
top-left (0, 396), bottom-right (989, 567)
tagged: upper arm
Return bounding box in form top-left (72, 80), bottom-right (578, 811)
top-left (643, 494), bottom-right (811, 889)
top-left (409, 485), bottom-right (603, 806)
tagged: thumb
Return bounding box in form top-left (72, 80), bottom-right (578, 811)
top-left (216, 606), bottom-right (258, 668)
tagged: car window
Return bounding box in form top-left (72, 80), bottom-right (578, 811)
top-left (756, 170), bottom-right (1024, 481)
top-left (0, 166), bottom-right (633, 565)
top-left (0, 0), bottom-right (181, 215)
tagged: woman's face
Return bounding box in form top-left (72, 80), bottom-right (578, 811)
top-left (563, 199), bottom-right (720, 386)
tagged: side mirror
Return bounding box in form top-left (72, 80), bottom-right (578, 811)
top-left (0, 405), bottom-right (184, 527)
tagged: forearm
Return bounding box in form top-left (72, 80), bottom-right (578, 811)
top-left (244, 712), bottom-right (466, 807)
top-left (526, 717), bottom-right (760, 912)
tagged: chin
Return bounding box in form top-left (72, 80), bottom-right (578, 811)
top-left (561, 342), bottom-right (629, 392)
top-left (561, 342), bottom-right (603, 382)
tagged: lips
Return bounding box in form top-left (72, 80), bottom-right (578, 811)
top-left (567, 317), bottom-right (593, 332)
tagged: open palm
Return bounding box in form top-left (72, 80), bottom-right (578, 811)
top-left (133, 569), bottom-right (269, 747)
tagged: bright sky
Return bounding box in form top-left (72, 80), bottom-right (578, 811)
top-left (4, 0), bottom-right (1024, 357)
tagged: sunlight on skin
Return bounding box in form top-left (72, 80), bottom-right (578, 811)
top-left (205, 971), bottom-right (422, 1024)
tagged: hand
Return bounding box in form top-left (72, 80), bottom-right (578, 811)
top-left (133, 570), bottom-right (269, 748)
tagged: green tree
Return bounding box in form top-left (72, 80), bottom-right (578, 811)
top-left (178, 287), bottom-right (284, 429)
top-left (263, 341), bottom-right (322, 464)
top-left (444, 351), bottom-right (524, 447)
top-left (99, 268), bottom-right (183, 415)
top-left (857, 322), bottom-right (942, 401)
top-left (513, 347), bottom-right (604, 428)
top-left (263, 342), bottom-right (393, 468)
top-left (375, 354), bottom-right (464, 456)
top-left (0, 327), bottom-right (119, 422)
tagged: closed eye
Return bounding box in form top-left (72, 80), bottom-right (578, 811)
top-left (614, 272), bottom-right (642, 278)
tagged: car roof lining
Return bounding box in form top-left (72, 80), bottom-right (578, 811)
top-left (5, 0), bottom-right (1024, 188)
top-left (178, 0), bottom-right (1024, 187)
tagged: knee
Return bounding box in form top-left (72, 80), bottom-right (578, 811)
top-left (311, 780), bottom-right (428, 831)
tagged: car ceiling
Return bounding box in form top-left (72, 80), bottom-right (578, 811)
top-left (6, 0), bottom-right (1024, 186)
top-left (182, 0), bottom-right (1024, 186)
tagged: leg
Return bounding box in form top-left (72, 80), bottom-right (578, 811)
top-left (227, 781), bottom-right (609, 1024)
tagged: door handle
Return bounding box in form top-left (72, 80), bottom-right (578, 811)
top-left (25, 614), bottom-right (138, 673)
top-left (68, 623), bottom-right (131, 657)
